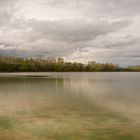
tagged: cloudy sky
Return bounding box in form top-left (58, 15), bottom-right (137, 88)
top-left (0, 0), bottom-right (140, 65)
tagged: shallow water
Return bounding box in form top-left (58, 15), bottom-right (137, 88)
top-left (0, 72), bottom-right (140, 140)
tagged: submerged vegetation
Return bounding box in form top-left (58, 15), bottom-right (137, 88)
top-left (0, 55), bottom-right (139, 72)
top-left (0, 77), bottom-right (139, 140)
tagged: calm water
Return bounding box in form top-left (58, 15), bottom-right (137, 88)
top-left (0, 72), bottom-right (140, 140)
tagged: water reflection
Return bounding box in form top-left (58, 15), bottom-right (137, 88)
top-left (0, 73), bottom-right (140, 120)
top-left (0, 72), bottom-right (140, 140)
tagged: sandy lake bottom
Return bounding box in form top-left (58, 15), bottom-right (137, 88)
top-left (0, 72), bottom-right (140, 140)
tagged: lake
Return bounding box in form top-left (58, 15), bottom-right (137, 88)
top-left (0, 72), bottom-right (140, 140)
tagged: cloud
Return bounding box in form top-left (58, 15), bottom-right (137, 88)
top-left (41, 0), bottom-right (140, 17)
top-left (0, 0), bottom-right (17, 26)
top-left (88, 0), bottom-right (140, 18)
top-left (27, 18), bottom-right (131, 42)
top-left (0, 0), bottom-right (140, 65)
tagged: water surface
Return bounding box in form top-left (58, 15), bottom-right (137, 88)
top-left (0, 72), bottom-right (140, 140)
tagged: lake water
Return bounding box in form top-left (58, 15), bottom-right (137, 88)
top-left (0, 72), bottom-right (140, 140)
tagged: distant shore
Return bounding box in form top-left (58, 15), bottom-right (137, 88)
top-left (0, 56), bottom-right (140, 72)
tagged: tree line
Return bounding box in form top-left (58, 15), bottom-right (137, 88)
top-left (0, 55), bottom-right (139, 72)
